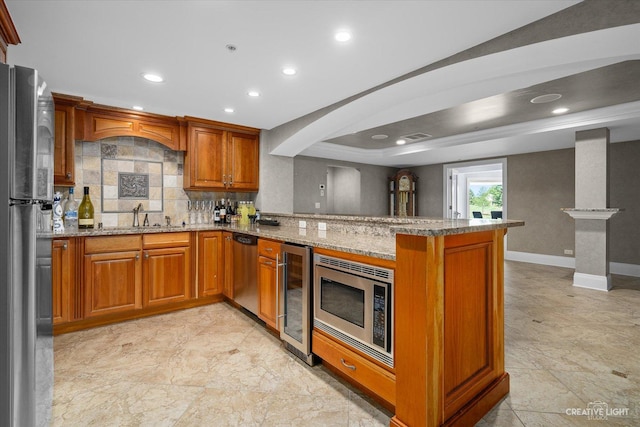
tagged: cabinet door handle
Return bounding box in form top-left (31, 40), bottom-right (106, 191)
top-left (340, 358), bottom-right (356, 371)
top-left (275, 253), bottom-right (279, 327)
top-left (66, 172), bottom-right (72, 179)
top-left (135, 254), bottom-right (140, 260)
top-left (229, 175), bottom-right (233, 186)
top-left (62, 242), bottom-right (68, 250)
top-left (144, 252), bottom-right (149, 259)
top-left (223, 174), bottom-right (226, 186)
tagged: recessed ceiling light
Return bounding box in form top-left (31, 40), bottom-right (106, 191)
top-left (371, 134), bottom-right (388, 140)
top-left (552, 107), bottom-right (569, 114)
top-left (132, 105), bottom-right (144, 111)
top-left (142, 73), bottom-right (164, 83)
top-left (335, 30), bottom-right (352, 42)
top-left (396, 139), bottom-right (406, 145)
top-left (247, 90), bottom-right (260, 97)
top-left (224, 107), bottom-right (235, 113)
top-left (530, 94), bottom-right (562, 104)
top-left (282, 67), bottom-right (297, 76)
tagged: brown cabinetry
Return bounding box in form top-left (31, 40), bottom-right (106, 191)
top-left (143, 232), bottom-right (191, 306)
top-left (53, 94), bottom-right (82, 186)
top-left (197, 231), bottom-right (223, 298)
top-left (82, 108), bottom-right (184, 151)
top-left (313, 330), bottom-right (396, 407)
top-left (257, 238), bottom-right (281, 330)
top-left (0, 1), bottom-right (20, 63)
top-left (52, 238), bottom-right (75, 324)
top-left (184, 119), bottom-right (260, 192)
top-left (83, 235), bottom-right (142, 318)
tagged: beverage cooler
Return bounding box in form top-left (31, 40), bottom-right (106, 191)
top-left (279, 243), bottom-right (315, 365)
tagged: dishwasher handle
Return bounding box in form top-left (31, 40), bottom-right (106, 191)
top-left (233, 233), bottom-right (258, 245)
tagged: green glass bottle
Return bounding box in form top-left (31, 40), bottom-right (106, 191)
top-left (78, 186), bottom-right (95, 229)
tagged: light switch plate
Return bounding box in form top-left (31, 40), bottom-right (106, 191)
top-left (318, 222), bottom-right (327, 231)
top-left (315, 202), bottom-right (321, 209)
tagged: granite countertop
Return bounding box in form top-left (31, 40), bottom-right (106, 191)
top-left (49, 216), bottom-right (524, 261)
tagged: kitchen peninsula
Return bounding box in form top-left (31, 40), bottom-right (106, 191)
top-left (52, 214), bottom-right (523, 427)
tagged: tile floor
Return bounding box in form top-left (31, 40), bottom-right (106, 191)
top-left (52, 261), bottom-right (640, 426)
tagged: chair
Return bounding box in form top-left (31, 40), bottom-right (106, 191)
top-left (491, 211), bottom-right (502, 219)
top-left (472, 211), bottom-right (483, 218)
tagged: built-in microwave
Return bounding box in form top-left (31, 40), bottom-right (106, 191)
top-left (313, 254), bottom-right (394, 368)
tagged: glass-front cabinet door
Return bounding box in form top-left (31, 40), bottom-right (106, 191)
top-left (280, 244), bottom-right (311, 359)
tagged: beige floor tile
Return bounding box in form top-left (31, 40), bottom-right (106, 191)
top-left (52, 261), bottom-right (640, 426)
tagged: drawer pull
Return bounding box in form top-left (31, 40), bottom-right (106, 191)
top-left (265, 247), bottom-right (273, 252)
top-left (264, 261), bottom-right (273, 266)
top-left (340, 358), bottom-right (356, 371)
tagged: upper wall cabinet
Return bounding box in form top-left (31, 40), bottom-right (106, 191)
top-left (184, 118), bottom-right (260, 192)
top-left (81, 106), bottom-right (185, 151)
top-left (0, 0), bottom-right (20, 63)
top-left (53, 93), bottom-right (83, 186)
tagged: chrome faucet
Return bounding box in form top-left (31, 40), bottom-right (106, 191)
top-left (133, 203), bottom-right (143, 227)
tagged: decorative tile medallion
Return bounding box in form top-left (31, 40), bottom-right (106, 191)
top-left (101, 158), bottom-right (163, 213)
top-left (118, 173), bottom-right (149, 199)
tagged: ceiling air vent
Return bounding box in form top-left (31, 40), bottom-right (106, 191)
top-left (400, 132), bottom-right (432, 142)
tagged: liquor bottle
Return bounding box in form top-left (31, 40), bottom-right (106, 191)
top-left (219, 198), bottom-right (226, 223)
top-left (214, 201), bottom-right (220, 224)
top-left (63, 187), bottom-right (78, 231)
top-left (78, 186), bottom-right (95, 229)
top-left (52, 191), bottom-right (64, 234)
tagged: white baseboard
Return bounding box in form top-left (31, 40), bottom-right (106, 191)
top-left (505, 251), bottom-right (575, 268)
top-left (610, 262), bottom-right (640, 277)
top-left (505, 251), bottom-right (640, 278)
top-left (573, 272), bottom-right (611, 291)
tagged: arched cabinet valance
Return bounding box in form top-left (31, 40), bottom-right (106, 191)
top-left (79, 105), bottom-right (186, 151)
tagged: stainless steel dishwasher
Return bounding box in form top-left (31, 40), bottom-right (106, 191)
top-left (232, 233), bottom-right (258, 315)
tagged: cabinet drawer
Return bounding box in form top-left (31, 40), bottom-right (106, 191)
top-left (143, 231), bottom-right (190, 249)
top-left (258, 238), bottom-right (281, 259)
top-left (85, 235), bottom-right (141, 254)
top-left (312, 330), bottom-right (396, 406)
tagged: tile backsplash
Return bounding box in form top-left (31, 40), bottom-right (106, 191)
top-left (54, 136), bottom-right (257, 228)
top-left (55, 136), bottom-right (189, 227)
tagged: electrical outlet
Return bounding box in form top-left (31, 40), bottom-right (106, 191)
top-left (315, 202), bottom-right (321, 209)
top-left (299, 220), bottom-right (306, 229)
top-left (564, 249), bottom-right (574, 255)
top-left (318, 222), bottom-right (327, 231)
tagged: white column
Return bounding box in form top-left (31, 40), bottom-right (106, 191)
top-left (565, 128), bottom-right (618, 291)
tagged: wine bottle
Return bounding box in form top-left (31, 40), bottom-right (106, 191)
top-left (214, 201), bottom-right (220, 223)
top-left (219, 198), bottom-right (226, 223)
top-left (78, 186), bottom-right (95, 229)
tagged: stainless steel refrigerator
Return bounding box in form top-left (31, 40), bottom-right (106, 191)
top-left (0, 64), bottom-right (55, 427)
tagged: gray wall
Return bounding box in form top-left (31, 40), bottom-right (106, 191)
top-left (506, 149), bottom-right (576, 257)
top-left (404, 142), bottom-right (640, 265)
top-left (327, 166), bottom-right (361, 215)
top-left (293, 156), bottom-right (394, 215)
top-left (410, 164), bottom-right (445, 218)
top-left (609, 140), bottom-right (640, 264)
top-left (256, 129), bottom-right (294, 214)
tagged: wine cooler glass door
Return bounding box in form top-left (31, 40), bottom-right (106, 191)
top-left (280, 244), bottom-right (312, 362)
